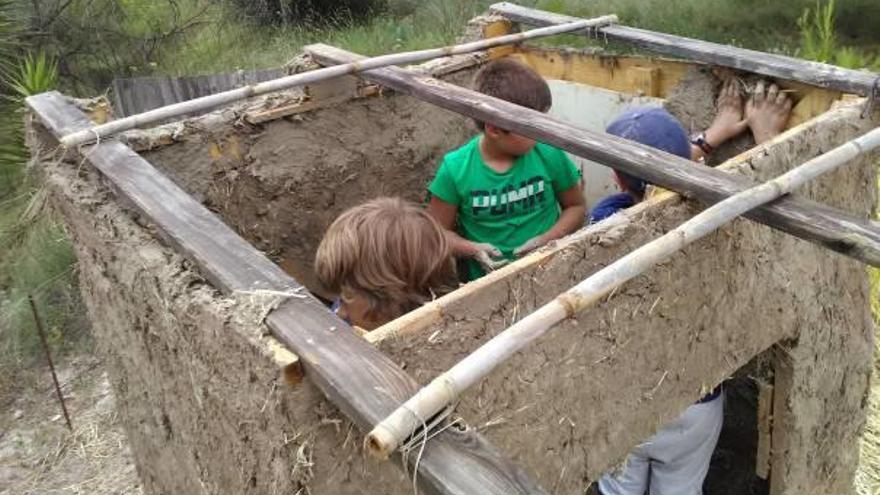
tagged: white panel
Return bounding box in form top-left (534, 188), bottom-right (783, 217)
top-left (547, 80), bottom-right (664, 209)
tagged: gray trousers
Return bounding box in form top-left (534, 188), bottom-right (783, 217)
top-left (598, 390), bottom-right (725, 495)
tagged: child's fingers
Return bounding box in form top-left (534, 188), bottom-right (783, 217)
top-left (514, 237), bottom-right (544, 257)
top-left (475, 250), bottom-right (505, 272)
top-left (753, 80), bottom-right (766, 102)
top-left (724, 80), bottom-right (737, 97)
top-left (776, 91), bottom-right (789, 106)
top-left (475, 242), bottom-right (503, 258)
top-left (490, 259), bottom-right (510, 270)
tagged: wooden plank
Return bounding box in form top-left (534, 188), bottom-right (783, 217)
top-left (26, 90), bottom-right (548, 495)
top-left (483, 19), bottom-right (517, 59)
top-left (756, 380), bottom-right (774, 479)
top-left (509, 47), bottom-right (693, 97)
top-left (306, 44), bottom-right (880, 267)
top-left (628, 66), bottom-right (661, 97)
top-left (510, 46), bottom-right (840, 125)
top-left (489, 2), bottom-right (880, 96)
top-left (245, 84), bottom-right (380, 125)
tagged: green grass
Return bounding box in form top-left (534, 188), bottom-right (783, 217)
top-left (531, 0), bottom-right (880, 50)
top-left (134, 0), bottom-right (880, 79)
top-left (152, 0), bottom-right (491, 76)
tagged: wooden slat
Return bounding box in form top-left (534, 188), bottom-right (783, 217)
top-left (26, 91), bottom-right (548, 495)
top-left (489, 2), bottom-right (880, 96)
top-left (755, 380), bottom-right (774, 479)
top-left (306, 43), bottom-right (880, 267)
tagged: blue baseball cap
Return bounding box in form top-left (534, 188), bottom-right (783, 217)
top-left (605, 107), bottom-right (690, 195)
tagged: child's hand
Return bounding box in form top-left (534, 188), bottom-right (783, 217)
top-left (746, 80), bottom-right (792, 144)
top-left (513, 236), bottom-right (546, 258)
top-left (471, 242), bottom-right (509, 272)
top-left (705, 80), bottom-right (748, 146)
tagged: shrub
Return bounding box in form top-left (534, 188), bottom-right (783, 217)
top-left (226, 0), bottom-right (385, 25)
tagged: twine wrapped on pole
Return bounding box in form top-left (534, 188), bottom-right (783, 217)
top-left (59, 16), bottom-right (617, 148)
top-left (365, 126), bottom-right (880, 459)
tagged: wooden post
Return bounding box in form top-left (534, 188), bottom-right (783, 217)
top-left (365, 127), bottom-right (880, 458)
top-left (26, 92), bottom-right (549, 495)
top-left (58, 17), bottom-right (617, 148)
top-left (755, 380), bottom-right (774, 479)
top-left (489, 2), bottom-right (880, 96)
top-left (306, 44), bottom-right (880, 267)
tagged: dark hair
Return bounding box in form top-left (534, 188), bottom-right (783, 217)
top-left (472, 59), bottom-right (552, 130)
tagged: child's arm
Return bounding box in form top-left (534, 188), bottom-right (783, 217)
top-left (691, 80), bottom-right (748, 162)
top-left (514, 185), bottom-right (586, 256)
top-left (427, 196), bottom-right (508, 271)
top-left (692, 79), bottom-right (791, 162)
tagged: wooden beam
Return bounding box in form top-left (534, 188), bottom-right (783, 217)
top-left (489, 2), bottom-right (880, 96)
top-left (508, 46), bottom-right (841, 127)
top-left (306, 44), bottom-right (880, 267)
top-left (26, 91), bottom-right (548, 495)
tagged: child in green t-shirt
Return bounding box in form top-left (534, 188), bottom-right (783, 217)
top-left (427, 59), bottom-right (586, 281)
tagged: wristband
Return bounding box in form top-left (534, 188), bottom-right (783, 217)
top-left (691, 132), bottom-right (715, 155)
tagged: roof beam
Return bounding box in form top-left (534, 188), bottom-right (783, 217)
top-left (306, 43), bottom-right (880, 267)
top-left (489, 2), bottom-right (880, 96)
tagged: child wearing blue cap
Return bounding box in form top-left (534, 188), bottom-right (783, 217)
top-left (591, 80), bottom-right (791, 495)
top-left (591, 80), bottom-right (792, 224)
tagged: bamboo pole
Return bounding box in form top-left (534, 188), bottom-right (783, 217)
top-left (365, 126), bottom-right (880, 459)
top-left (59, 16), bottom-right (617, 148)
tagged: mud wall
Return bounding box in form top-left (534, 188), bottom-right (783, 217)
top-left (32, 71), bottom-right (876, 495)
top-left (137, 70), bottom-right (475, 297)
top-left (39, 157), bottom-right (421, 494)
top-left (375, 102), bottom-right (878, 494)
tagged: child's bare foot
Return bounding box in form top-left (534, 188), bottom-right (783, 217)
top-left (746, 80), bottom-right (793, 144)
top-left (705, 79), bottom-right (748, 146)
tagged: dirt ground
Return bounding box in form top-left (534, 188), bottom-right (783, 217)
top-left (0, 353), bottom-right (141, 495)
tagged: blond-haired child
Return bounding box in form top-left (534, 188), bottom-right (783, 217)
top-left (315, 197), bottom-right (458, 330)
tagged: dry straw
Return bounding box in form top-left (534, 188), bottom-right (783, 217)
top-left (59, 16), bottom-right (617, 148)
top-left (366, 126), bottom-right (880, 459)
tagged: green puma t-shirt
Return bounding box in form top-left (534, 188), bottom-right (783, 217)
top-left (429, 136), bottom-right (581, 280)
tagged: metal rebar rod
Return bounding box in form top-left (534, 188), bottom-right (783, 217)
top-left (28, 294), bottom-right (73, 431)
